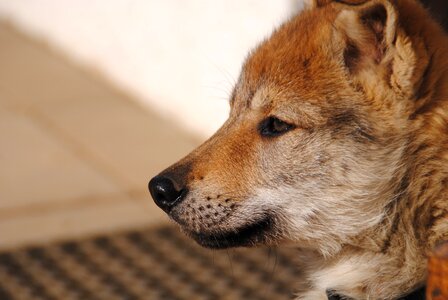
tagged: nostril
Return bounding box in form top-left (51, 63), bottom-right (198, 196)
top-left (148, 175), bottom-right (186, 213)
top-left (155, 192), bottom-right (165, 201)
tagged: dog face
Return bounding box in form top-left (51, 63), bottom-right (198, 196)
top-left (149, 0), bottom-right (422, 255)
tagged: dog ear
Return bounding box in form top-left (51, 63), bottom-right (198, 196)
top-left (303, 0), bottom-right (369, 9)
top-left (334, 0), bottom-right (398, 72)
top-left (302, 0), bottom-right (330, 9)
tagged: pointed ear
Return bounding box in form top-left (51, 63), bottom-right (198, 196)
top-left (303, 0), bottom-right (369, 10)
top-left (335, 0), bottom-right (398, 71)
top-left (302, 0), bottom-right (330, 9)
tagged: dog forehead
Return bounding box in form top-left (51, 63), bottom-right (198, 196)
top-left (248, 85), bottom-right (306, 112)
top-left (250, 86), bottom-right (273, 110)
top-left (232, 9), bottom-right (344, 110)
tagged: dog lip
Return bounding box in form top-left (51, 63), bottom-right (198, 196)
top-left (187, 215), bottom-right (274, 249)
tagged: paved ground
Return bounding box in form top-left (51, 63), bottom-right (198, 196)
top-left (0, 23), bottom-right (200, 250)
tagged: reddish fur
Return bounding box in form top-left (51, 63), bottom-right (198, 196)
top-left (153, 0), bottom-right (447, 298)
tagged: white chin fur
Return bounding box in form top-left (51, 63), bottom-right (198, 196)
top-left (244, 186), bottom-right (385, 257)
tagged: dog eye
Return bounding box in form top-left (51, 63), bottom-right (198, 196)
top-left (259, 117), bottom-right (295, 137)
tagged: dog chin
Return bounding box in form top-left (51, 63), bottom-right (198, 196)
top-left (184, 216), bottom-right (274, 249)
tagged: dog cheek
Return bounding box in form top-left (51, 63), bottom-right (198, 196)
top-left (259, 135), bottom-right (332, 188)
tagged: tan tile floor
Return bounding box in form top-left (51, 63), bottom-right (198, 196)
top-left (0, 23), bottom-right (200, 250)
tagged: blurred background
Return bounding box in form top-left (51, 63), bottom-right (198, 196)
top-left (0, 0), bottom-right (304, 250)
top-left (0, 1), bottom-right (306, 299)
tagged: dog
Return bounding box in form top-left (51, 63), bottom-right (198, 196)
top-left (149, 0), bottom-right (448, 298)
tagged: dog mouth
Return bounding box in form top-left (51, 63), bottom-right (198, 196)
top-left (185, 216), bottom-right (274, 249)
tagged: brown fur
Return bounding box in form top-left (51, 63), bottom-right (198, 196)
top-left (150, 0), bottom-right (448, 298)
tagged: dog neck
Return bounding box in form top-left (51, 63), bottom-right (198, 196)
top-left (326, 286), bottom-right (426, 300)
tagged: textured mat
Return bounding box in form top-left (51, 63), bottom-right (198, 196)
top-left (0, 225), bottom-right (302, 300)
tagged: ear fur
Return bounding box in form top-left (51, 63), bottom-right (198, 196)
top-left (334, 0), bottom-right (398, 72)
top-left (304, 0), bottom-right (423, 101)
top-left (303, 0), bottom-right (369, 10)
top-left (302, 0), bottom-right (331, 9)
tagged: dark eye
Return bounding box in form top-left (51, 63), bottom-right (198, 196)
top-left (258, 117), bottom-right (295, 137)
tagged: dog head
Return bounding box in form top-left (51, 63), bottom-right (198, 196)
top-left (149, 0), bottom-right (433, 256)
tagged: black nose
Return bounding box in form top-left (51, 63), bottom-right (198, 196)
top-left (148, 176), bottom-right (186, 213)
